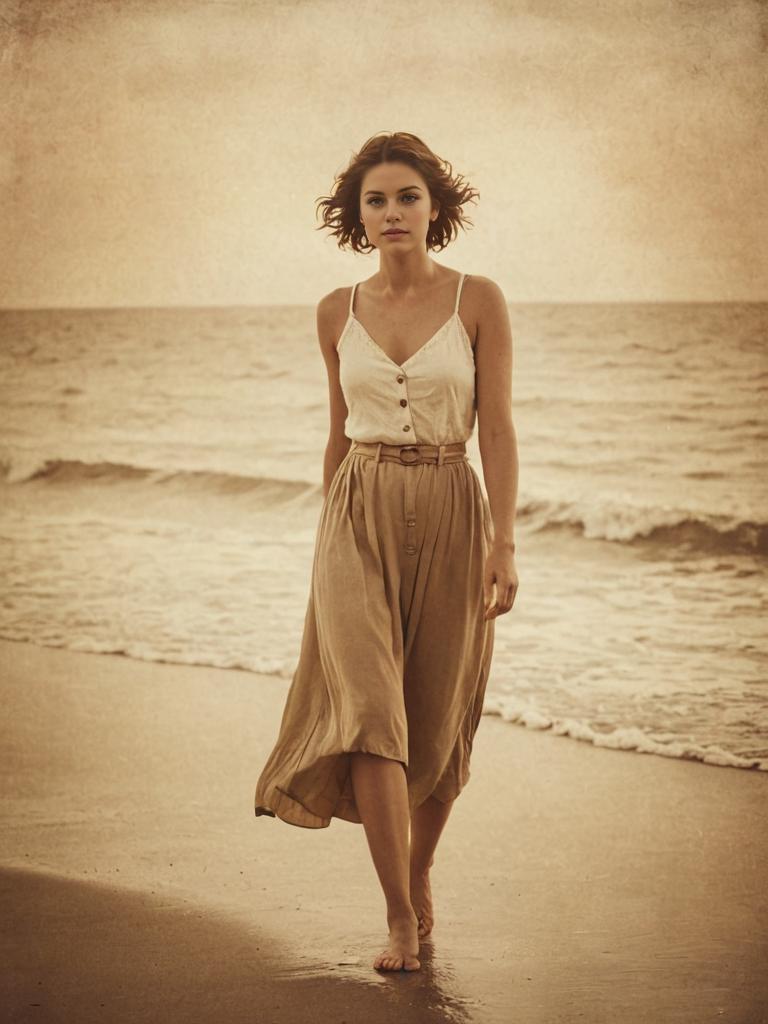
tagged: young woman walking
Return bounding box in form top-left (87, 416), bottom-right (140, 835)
top-left (254, 131), bottom-right (519, 973)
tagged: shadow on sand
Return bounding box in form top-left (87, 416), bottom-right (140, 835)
top-left (1, 867), bottom-right (475, 1023)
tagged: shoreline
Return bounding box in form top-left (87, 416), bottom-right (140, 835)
top-left (4, 635), bottom-right (764, 774)
top-left (2, 638), bottom-right (767, 1023)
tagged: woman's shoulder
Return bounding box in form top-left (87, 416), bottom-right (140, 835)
top-left (460, 275), bottom-right (508, 334)
top-left (316, 285), bottom-right (357, 355)
top-left (462, 273), bottom-right (505, 300)
top-left (317, 284), bottom-right (348, 311)
top-left (316, 285), bottom-right (354, 325)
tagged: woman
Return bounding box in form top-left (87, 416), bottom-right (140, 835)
top-left (254, 131), bottom-right (519, 973)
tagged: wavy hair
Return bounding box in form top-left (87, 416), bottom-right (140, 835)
top-left (315, 131), bottom-right (480, 254)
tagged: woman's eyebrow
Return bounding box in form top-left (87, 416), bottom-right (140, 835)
top-left (363, 185), bottom-right (423, 196)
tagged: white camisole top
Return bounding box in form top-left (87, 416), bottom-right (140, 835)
top-left (337, 273), bottom-right (477, 446)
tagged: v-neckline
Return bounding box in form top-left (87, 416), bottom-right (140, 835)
top-left (349, 311), bottom-right (458, 371)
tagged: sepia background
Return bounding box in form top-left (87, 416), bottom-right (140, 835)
top-left (2, 1), bottom-right (767, 1021)
top-left (1, 0), bottom-right (767, 306)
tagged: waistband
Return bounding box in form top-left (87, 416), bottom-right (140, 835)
top-left (349, 440), bottom-right (468, 466)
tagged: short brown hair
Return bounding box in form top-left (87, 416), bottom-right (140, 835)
top-left (315, 131), bottom-right (480, 254)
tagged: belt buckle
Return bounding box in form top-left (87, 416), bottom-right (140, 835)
top-left (399, 445), bottom-right (421, 464)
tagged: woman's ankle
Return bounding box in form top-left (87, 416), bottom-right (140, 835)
top-left (409, 856), bottom-right (435, 878)
top-left (386, 900), bottom-right (418, 922)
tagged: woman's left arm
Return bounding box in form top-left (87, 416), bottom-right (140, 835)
top-left (473, 277), bottom-right (520, 619)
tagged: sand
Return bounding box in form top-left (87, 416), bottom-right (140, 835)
top-left (1, 638), bottom-right (766, 1024)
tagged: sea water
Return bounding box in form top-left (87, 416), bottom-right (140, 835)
top-left (1, 299), bottom-right (766, 771)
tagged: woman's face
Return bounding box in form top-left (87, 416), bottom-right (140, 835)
top-left (359, 162), bottom-right (437, 250)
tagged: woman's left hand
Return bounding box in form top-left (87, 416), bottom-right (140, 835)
top-left (483, 543), bottom-right (518, 619)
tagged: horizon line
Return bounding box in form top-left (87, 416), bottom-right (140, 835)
top-left (1, 298), bottom-right (766, 313)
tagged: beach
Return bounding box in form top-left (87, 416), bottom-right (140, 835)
top-left (1, 638), bottom-right (766, 1024)
top-left (3, 2), bottom-right (767, 1021)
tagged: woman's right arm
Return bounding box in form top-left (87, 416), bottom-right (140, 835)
top-left (316, 291), bottom-right (352, 498)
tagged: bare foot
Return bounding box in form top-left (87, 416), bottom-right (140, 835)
top-left (410, 867), bottom-right (435, 938)
top-left (373, 910), bottom-right (421, 972)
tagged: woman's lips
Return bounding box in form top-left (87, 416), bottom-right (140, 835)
top-left (383, 231), bottom-right (407, 237)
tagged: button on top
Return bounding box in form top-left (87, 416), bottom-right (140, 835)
top-left (400, 398), bottom-right (407, 407)
top-left (396, 375), bottom-right (404, 383)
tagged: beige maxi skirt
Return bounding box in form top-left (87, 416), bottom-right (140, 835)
top-left (253, 439), bottom-right (496, 829)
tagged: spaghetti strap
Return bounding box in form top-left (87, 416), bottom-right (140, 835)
top-left (454, 273), bottom-right (467, 314)
top-left (349, 282), bottom-right (358, 317)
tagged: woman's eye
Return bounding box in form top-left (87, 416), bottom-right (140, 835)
top-left (366, 194), bottom-right (419, 206)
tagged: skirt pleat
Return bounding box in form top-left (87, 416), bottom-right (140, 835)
top-left (254, 445), bottom-right (496, 829)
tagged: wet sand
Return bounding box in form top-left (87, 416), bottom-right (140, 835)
top-left (1, 638), bottom-right (766, 1024)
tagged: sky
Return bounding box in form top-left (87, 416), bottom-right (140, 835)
top-left (1, 0), bottom-right (766, 307)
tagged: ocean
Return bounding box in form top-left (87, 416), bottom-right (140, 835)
top-left (1, 297), bottom-right (766, 771)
